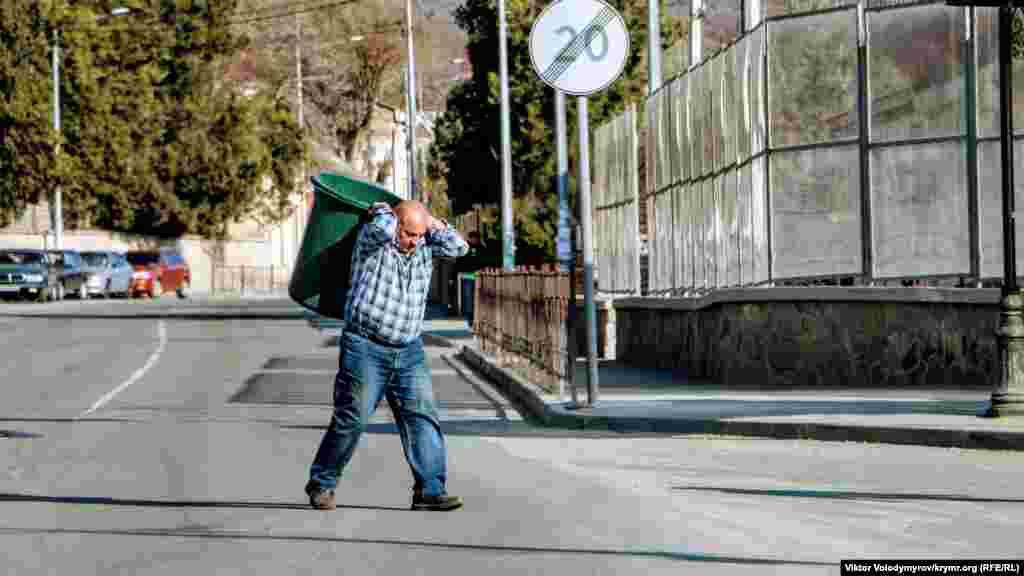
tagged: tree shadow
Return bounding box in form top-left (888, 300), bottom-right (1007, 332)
top-left (0, 418), bottom-right (145, 424)
top-left (672, 485), bottom-right (1024, 505)
top-left (0, 492), bottom-right (406, 512)
top-left (280, 419), bottom-right (692, 439)
top-left (0, 525), bottom-right (834, 567)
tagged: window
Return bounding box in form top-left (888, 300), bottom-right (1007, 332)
top-left (126, 253), bottom-right (159, 266)
top-left (0, 251), bottom-right (45, 265)
top-left (81, 253), bottom-right (109, 267)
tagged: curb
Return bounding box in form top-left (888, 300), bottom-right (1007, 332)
top-left (440, 353), bottom-right (513, 420)
top-left (455, 344), bottom-right (1024, 452)
top-left (458, 346), bottom-right (551, 424)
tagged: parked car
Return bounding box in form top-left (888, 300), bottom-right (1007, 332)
top-left (80, 251), bottom-right (134, 298)
top-left (0, 249), bottom-right (62, 302)
top-left (47, 249), bottom-right (89, 299)
top-left (125, 249), bottom-right (191, 299)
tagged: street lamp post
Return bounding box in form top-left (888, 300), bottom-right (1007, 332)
top-left (942, 0), bottom-right (1024, 417)
top-left (989, 1), bottom-right (1024, 417)
top-left (52, 28), bottom-right (62, 250)
top-left (51, 7), bottom-right (131, 250)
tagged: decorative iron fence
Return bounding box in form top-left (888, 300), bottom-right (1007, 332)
top-left (474, 266), bottom-right (572, 395)
top-left (211, 265), bottom-right (289, 295)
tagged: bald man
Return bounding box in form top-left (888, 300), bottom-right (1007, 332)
top-left (306, 199), bottom-right (469, 512)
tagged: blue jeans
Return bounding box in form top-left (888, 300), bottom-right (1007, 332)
top-left (309, 331), bottom-right (447, 497)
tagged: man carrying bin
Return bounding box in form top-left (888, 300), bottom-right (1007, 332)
top-left (305, 199), bottom-right (469, 512)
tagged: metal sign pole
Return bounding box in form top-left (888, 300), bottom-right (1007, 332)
top-left (578, 96), bottom-right (599, 406)
top-left (529, 0), bottom-right (628, 408)
top-left (556, 90), bottom-right (578, 404)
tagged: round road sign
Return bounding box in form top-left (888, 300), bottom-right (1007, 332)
top-left (529, 0), bottom-right (630, 96)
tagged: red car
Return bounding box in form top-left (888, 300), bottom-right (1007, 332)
top-left (125, 249), bottom-right (191, 299)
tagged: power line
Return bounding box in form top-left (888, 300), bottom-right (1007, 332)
top-left (76, 0), bottom-right (362, 33)
top-left (227, 0), bottom-right (361, 25)
top-left (236, 0), bottom-right (337, 17)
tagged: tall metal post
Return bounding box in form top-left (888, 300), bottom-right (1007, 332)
top-left (648, 0), bottom-right (661, 94)
top-left (296, 18), bottom-right (305, 264)
top-left (989, 2), bottom-right (1024, 417)
top-left (405, 0), bottom-right (419, 200)
top-left (578, 96), bottom-right (599, 405)
top-left (499, 0), bottom-right (514, 270)
top-left (52, 29), bottom-right (63, 250)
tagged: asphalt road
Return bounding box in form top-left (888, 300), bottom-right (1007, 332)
top-left (2, 300), bottom-right (1022, 574)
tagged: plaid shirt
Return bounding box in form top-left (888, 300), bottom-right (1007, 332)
top-left (344, 205), bottom-right (469, 345)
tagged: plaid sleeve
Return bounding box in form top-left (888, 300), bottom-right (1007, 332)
top-left (426, 221), bottom-right (469, 259)
top-left (363, 206), bottom-right (397, 247)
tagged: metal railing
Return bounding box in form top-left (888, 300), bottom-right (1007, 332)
top-left (474, 266), bottom-right (572, 395)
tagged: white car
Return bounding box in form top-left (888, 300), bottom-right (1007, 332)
top-left (80, 251), bottom-right (134, 298)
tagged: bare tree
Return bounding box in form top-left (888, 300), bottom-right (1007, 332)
top-left (303, 1), bottom-right (405, 174)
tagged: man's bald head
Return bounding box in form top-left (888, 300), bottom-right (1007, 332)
top-left (396, 200), bottom-right (429, 226)
top-left (395, 200), bottom-right (430, 253)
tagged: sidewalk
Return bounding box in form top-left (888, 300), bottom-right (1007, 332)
top-left (422, 317), bottom-right (1024, 452)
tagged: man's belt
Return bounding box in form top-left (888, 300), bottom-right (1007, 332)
top-left (346, 324), bottom-right (409, 348)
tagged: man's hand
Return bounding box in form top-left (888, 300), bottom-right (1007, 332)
top-left (368, 202), bottom-right (391, 216)
top-left (427, 215), bottom-right (445, 231)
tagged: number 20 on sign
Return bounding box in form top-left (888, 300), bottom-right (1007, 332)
top-left (529, 0), bottom-right (630, 97)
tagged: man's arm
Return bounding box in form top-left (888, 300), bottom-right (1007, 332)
top-left (361, 202), bottom-right (398, 247)
top-left (425, 217), bottom-right (469, 259)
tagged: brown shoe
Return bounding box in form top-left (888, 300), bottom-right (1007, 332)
top-left (305, 482), bottom-right (336, 511)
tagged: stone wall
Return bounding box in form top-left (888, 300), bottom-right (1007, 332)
top-left (615, 288), bottom-right (1002, 390)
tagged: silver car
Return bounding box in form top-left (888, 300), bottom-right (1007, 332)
top-left (80, 251), bottom-right (134, 298)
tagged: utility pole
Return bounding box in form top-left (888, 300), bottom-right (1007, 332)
top-left (405, 0), bottom-right (419, 201)
top-left (52, 29), bottom-right (63, 250)
top-left (295, 17), bottom-right (305, 269)
top-left (498, 0), bottom-right (514, 270)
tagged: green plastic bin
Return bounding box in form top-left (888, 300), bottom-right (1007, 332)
top-left (289, 171), bottom-right (401, 319)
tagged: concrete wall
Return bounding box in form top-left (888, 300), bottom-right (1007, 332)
top-left (615, 288), bottom-right (1002, 390)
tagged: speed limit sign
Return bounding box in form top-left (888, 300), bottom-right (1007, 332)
top-left (528, 0), bottom-right (630, 96)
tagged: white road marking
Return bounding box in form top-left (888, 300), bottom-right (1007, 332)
top-left (79, 320), bottom-right (167, 418)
